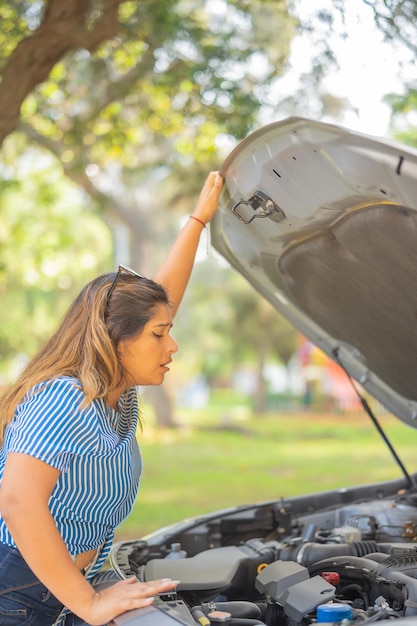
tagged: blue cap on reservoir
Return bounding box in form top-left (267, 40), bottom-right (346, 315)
top-left (317, 603), bottom-right (353, 623)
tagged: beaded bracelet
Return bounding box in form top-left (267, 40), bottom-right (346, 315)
top-left (189, 215), bottom-right (206, 228)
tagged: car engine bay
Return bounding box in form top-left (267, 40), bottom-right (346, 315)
top-left (110, 474), bottom-right (417, 625)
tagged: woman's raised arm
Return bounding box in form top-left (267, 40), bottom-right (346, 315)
top-left (154, 171), bottom-right (223, 318)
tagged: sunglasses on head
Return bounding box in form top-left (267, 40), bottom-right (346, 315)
top-left (106, 264), bottom-right (147, 309)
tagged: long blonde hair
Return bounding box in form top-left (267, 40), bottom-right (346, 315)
top-left (0, 271), bottom-right (169, 443)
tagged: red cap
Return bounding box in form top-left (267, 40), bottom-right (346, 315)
top-left (321, 571), bottom-right (340, 587)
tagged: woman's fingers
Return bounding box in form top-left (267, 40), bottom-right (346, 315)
top-left (122, 576), bottom-right (180, 597)
top-left (87, 577), bottom-right (180, 625)
top-left (194, 171), bottom-right (223, 223)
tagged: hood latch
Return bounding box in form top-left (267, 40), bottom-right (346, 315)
top-left (232, 190), bottom-right (286, 224)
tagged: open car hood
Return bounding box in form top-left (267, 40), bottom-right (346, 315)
top-left (211, 117), bottom-right (417, 427)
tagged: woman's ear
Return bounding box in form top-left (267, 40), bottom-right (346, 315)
top-left (116, 339), bottom-right (125, 359)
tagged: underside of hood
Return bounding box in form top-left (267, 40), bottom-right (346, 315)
top-left (211, 117), bottom-right (417, 427)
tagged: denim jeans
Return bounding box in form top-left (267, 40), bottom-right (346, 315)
top-left (0, 542), bottom-right (65, 626)
top-left (0, 543), bottom-right (97, 626)
top-left (0, 543), bottom-right (123, 626)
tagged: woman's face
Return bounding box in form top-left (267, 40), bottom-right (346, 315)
top-left (118, 303), bottom-right (179, 387)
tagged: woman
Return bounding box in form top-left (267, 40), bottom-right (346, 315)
top-left (0, 171), bottom-right (223, 625)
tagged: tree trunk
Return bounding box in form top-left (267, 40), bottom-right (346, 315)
top-left (144, 385), bottom-right (176, 428)
top-left (252, 345), bottom-right (268, 415)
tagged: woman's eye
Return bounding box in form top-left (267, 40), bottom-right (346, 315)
top-left (153, 333), bottom-right (163, 338)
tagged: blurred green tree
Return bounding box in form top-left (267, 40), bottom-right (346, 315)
top-left (385, 90), bottom-right (417, 147)
top-left (0, 150), bottom-right (112, 381)
top-left (0, 0), bottom-right (296, 422)
top-left (1, 0), bottom-right (415, 420)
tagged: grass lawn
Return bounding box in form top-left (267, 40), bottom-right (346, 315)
top-left (115, 398), bottom-right (417, 541)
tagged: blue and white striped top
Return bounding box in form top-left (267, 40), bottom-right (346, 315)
top-left (0, 376), bottom-right (142, 556)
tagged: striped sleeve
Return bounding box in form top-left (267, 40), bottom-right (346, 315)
top-left (6, 378), bottom-right (98, 472)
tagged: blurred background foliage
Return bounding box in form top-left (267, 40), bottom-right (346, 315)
top-left (1, 0), bottom-right (417, 423)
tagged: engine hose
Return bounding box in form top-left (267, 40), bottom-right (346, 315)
top-left (372, 552), bottom-right (417, 576)
top-left (296, 540), bottom-right (379, 565)
top-left (310, 555), bottom-right (390, 574)
top-left (337, 583), bottom-right (370, 610)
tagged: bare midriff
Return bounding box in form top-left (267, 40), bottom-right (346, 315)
top-left (75, 548), bottom-right (97, 571)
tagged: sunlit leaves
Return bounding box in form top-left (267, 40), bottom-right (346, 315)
top-left (385, 89), bottom-right (417, 148)
top-left (0, 3), bottom-right (31, 70)
top-left (0, 143), bottom-right (112, 371)
top-left (14, 0), bottom-right (294, 177)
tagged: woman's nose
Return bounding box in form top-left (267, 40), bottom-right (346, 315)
top-left (168, 337), bottom-right (179, 354)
